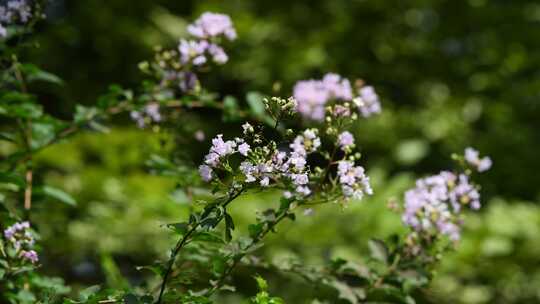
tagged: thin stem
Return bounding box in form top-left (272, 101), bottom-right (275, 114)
top-left (207, 209), bottom-right (291, 295)
top-left (155, 188), bottom-right (244, 304)
top-left (23, 169), bottom-right (32, 210)
top-left (13, 61), bottom-right (33, 210)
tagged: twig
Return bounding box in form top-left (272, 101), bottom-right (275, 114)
top-left (155, 188), bottom-right (244, 304)
top-left (207, 209), bottom-right (291, 295)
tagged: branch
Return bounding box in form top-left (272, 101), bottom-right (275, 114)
top-left (207, 207), bottom-right (292, 295)
top-left (155, 188), bottom-right (245, 304)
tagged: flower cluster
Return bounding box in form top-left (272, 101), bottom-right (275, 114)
top-left (0, 0), bottom-right (32, 38)
top-left (187, 12), bottom-right (237, 40)
top-left (130, 102), bottom-right (161, 128)
top-left (199, 127), bottom-right (325, 198)
top-left (464, 147), bottom-right (492, 172)
top-left (293, 73), bottom-right (381, 121)
top-left (178, 12), bottom-right (236, 67)
top-left (402, 149), bottom-right (491, 242)
top-left (337, 160), bottom-right (372, 200)
top-left (178, 39), bottom-right (229, 66)
top-left (354, 86), bottom-right (382, 118)
top-left (3, 221), bottom-right (38, 263)
top-left (131, 12), bottom-right (237, 127)
top-left (402, 161), bottom-right (490, 242)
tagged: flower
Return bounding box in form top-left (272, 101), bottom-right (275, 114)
top-left (0, 1), bottom-right (32, 26)
top-left (238, 143), bottom-right (251, 156)
top-left (354, 86), bottom-right (381, 118)
top-left (337, 161), bottom-right (372, 200)
top-left (464, 147), bottom-right (492, 172)
top-left (338, 131), bottom-right (355, 150)
top-left (260, 177), bottom-right (270, 187)
top-left (199, 165), bottom-right (213, 182)
top-left (187, 12), bottom-right (237, 40)
top-left (20, 250), bottom-right (38, 263)
top-left (293, 80), bottom-right (329, 121)
top-left (207, 43), bottom-right (229, 64)
top-left (322, 73), bottom-right (353, 100)
top-left (242, 122), bottom-right (254, 134)
top-left (203, 134), bottom-right (236, 167)
top-left (194, 130), bottom-right (205, 142)
top-left (130, 103), bottom-right (161, 128)
top-left (179, 39), bottom-right (209, 65)
top-left (3, 221), bottom-right (38, 263)
top-left (290, 129), bottom-right (321, 156)
top-left (402, 170), bottom-right (482, 241)
top-left (293, 73), bottom-right (380, 120)
top-left (0, 24), bottom-right (6, 38)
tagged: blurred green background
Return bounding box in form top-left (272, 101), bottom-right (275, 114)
top-left (17, 0), bottom-right (540, 303)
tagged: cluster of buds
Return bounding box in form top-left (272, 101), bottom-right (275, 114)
top-left (3, 221), bottom-right (39, 264)
top-left (264, 96), bottom-right (298, 122)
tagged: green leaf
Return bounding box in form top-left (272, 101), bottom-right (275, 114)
top-left (248, 223), bottom-right (263, 239)
top-left (123, 293), bottom-right (139, 304)
top-left (167, 222), bottom-right (189, 236)
top-left (20, 63), bottom-right (64, 85)
top-left (224, 213), bottom-right (235, 242)
top-left (0, 171), bottom-right (25, 188)
top-left (41, 185), bottom-right (77, 206)
top-left (254, 275), bottom-right (268, 291)
top-left (246, 92), bottom-right (265, 117)
top-left (368, 239), bottom-right (389, 263)
top-left (192, 231), bottom-right (224, 243)
top-left (212, 256), bottom-right (227, 275)
top-left (223, 95), bottom-right (241, 122)
top-left (0, 132), bottom-right (17, 143)
top-left (31, 121), bottom-right (56, 150)
top-left (74, 105), bottom-right (99, 124)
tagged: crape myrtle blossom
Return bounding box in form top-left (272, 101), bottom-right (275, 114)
top-left (3, 221), bottom-right (39, 263)
top-left (464, 147), bottom-right (492, 172)
top-left (178, 12), bottom-right (236, 67)
top-left (0, 0), bottom-right (33, 38)
top-left (338, 131), bottom-right (355, 151)
top-left (178, 39), bottom-right (229, 66)
top-left (402, 168), bottom-right (485, 242)
top-left (199, 134), bottom-right (242, 182)
top-left (199, 128), bottom-right (324, 198)
top-left (0, 0), bottom-right (32, 23)
top-left (337, 160), bottom-right (373, 200)
top-left (290, 129), bottom-right (321, 156)
top-left (293, 73), bottom-right (381, 120)
top-left (354, 86), bottom-right (381, 118)
top-left (130, 102), bottom-right (161, 128)
top-left (187, 12), bottom-right (237, 41)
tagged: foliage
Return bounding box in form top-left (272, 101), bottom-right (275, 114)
top-left (0, 1), bottom-right (537, 304)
